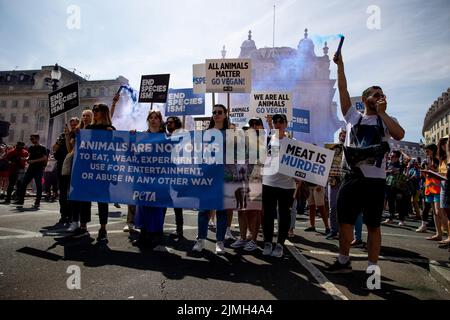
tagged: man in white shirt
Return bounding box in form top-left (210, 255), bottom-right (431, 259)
top-left (326, 53), bottom-right (405, 275)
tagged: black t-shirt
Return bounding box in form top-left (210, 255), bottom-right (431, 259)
top-left (28, 144), bottom-right (48, 170)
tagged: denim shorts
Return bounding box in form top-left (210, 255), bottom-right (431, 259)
top-left (425, 194), bottom-right (440, 203)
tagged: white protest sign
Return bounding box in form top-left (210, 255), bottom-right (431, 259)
top-left (205, 59), bottom-right (251, 93)
top-left (193, 64), bottom-right (206, 94)
top-left (278, 138), bottom-right (334, 187)
top-left (229, 105), bottom-right (251, 128)
top-left (250, 91), bottom-right (292, 120)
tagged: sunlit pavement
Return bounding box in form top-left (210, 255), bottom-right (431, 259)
top-left (0, 199), bottom-right (449, 300)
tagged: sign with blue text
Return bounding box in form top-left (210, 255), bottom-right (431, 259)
top-left (69, 130), bottom-right (224, 209)
top-left (205, 59), bottom-right (252, 93)
top-left (192, 64), bottom-right (206, 94)
top-left (289, 108), bottom-right (310, 133)
top-left (278, 138), bottom-right (334, 187)
top-left (250, 91), bottom-right (292, 120)
top-left (165, 88), bottom-right (205, 116)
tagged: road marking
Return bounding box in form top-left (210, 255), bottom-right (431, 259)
top-left (0, 227), bottom-right (42, 240)
top-left (285, 240), bottom-right (349, 300)
top-left (307, 249), bottom-right (429, 264)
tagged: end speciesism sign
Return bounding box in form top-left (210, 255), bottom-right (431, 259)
top-left (48, 82), bottom-right (79, 119)
top-left (138, 74), bottom-right (170, 103)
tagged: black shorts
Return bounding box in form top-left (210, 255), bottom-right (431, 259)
top-left (337, 173), bottom-right (386, 228)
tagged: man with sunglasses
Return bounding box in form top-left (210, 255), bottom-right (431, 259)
top-left (327, 54), bottom-right (405, 275)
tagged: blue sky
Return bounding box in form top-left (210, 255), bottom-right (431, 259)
top-left (1, 0), bottom-right (449, 142)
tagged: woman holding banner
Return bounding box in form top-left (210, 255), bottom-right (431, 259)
top-left (261, 114), bottom-right (296, 258)
top-left (132, 110), bottom-right (167, 249)
top-left (192, 104), bottom-right (230, 255)
top-left (77, 104), bottom-right (115, 243)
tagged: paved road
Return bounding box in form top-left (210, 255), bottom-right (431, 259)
top-left (0, 199), bottom-right (449, 300)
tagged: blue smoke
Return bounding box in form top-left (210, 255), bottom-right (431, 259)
top-left (310, 34), bottom-right (344, 47)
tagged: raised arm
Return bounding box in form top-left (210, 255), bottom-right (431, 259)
top-left (333, 54), bottom-right (352, 117)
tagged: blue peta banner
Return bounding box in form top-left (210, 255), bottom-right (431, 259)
top-left (165, 88), bottom-right (205, 116)
top-left (69, 130), bottom-right (224, 210)
top-left (289, 108), bottom-right (310, 133)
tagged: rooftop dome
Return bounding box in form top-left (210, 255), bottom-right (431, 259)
top-left (239, 30), bottom-right (257, 58)
top-left (297, 28), bottom-right (315, 57)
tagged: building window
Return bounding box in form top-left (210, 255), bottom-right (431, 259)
top-left (37, 115), bottom-right (45, 131)
top-left (10, 114), bottom-right (16, 123)
top-left (100, 87), bottom-right (105, 96)
top-left (22, 114), bottom-right (28, 123)
top-left (24, 100), bottom-right (30, 108)
top-left (8, 130), bottom-right (14, 142)
top-left (19, 130), bottom-right (24, 142)
top-left (0, 101), bottom-right (6, 108)
top-left (12, 100), bottom-right (18, 108)
top-left (39, 100), bottom-right (46, 108)
top-left (86, 88), bottom-right (91, 97)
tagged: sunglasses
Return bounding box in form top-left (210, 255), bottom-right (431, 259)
top-left (212, 110), bottom-right (224, 115)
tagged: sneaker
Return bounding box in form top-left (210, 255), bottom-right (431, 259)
top-left (72, 227), bottom-right (89, 239)
top-left (243, 240), bottom-right (258, 252)
top-left (192, 239), bottom-right (205, 252)
top-left (415, 225), bottom-right (427, 233)
top-left (225, 229), bottom-right (236, 241)
top-left (398, 221), bottom-right (406, 226)
top-left (123, 223), bottom-right (135, 232)
top-left (304, 226), bottom-right (316, 232)
top-left (262, 242), bottom-right (273, 256)
top-left (271, 243), bottom-right (284, 258)
top-left (208, 220), bottom-right (216, 229)
top-left (67, 222), bottom-right (80, 232)
top-left (215, 241), bottom-right (225, 255)
top-left (351, 239), bottom-right (366, 248)
top-left (96, 228), bottom-right (108, 243)
top-left (325, 259), bottom-right (352, 274)
top-left (325, 232), bottom-right (339, 240)
top-left (12, 200), bottom-right (23, 205)
top-left (382, 219), bottom-right (395, 224)
top-left (230, 239), bottom-right (247, 248)
top-left (0, 200), bottom-right (10, 205)
top-left (169, 230), bottom-right (183, 239)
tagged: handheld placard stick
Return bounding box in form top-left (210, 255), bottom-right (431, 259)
top-left (110, 86), bottom-right (123, 118)
top-left (333, 36), bottom-right (345, 62)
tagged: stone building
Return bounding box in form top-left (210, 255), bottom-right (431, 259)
top-left (422, 88), bottom-right (450, 144)
top-left (219, 29), bottom-right (343, 145)
top-left (0, 65), bottom-right (128, 147)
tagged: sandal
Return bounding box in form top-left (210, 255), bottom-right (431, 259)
top-left (426, 235), bottom-right (443, 241)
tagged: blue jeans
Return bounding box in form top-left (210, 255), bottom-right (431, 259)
top-left (328, 182), bottom-right (341, 234)
top-left (354, 213), bottom-right (363, 242)
top-left (198, 210), bottom-right (227, 241)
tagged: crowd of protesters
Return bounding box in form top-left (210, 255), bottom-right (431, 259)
top-left (1, 56), bottom-right (448, 276)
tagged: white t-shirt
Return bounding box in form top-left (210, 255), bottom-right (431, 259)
top-left (262, 134), bottom-right (296, 189)
top-left (344, 106), bottom-right (396, 179)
